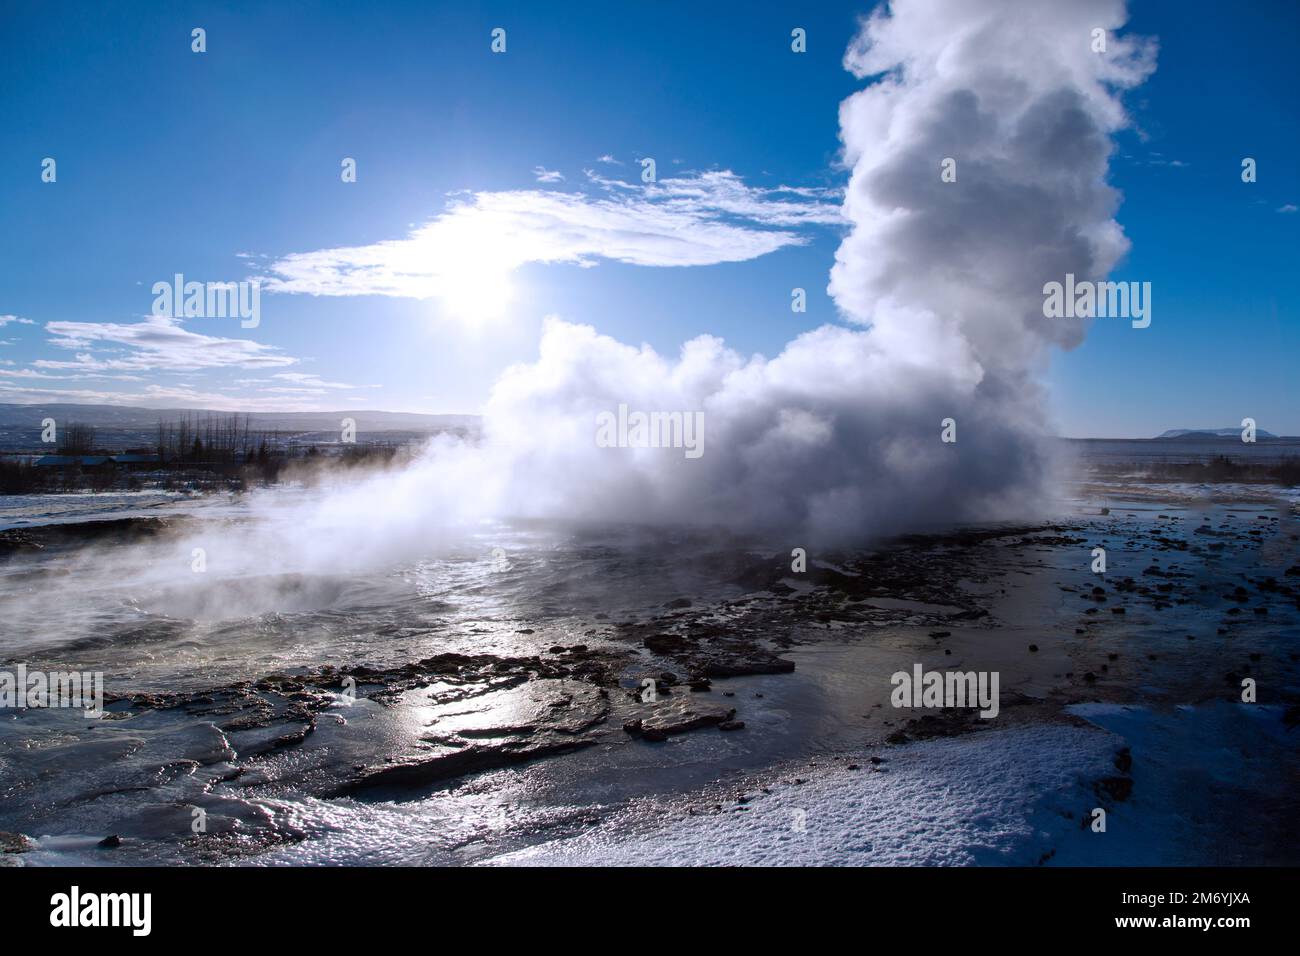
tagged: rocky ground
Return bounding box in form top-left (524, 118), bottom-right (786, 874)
top-left (2, 488), bottom-right (1297, 865)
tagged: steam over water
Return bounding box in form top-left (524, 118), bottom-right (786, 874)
top-left (4, 0), bottom-right (1158, 626)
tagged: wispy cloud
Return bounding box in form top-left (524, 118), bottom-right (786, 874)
top-left (0, 367), bottom-right (70, 380)
top-left (271, 372), bottom-right (376, 389)
top-left (232, 371), bottom-right (381, 397)
top-left (258, 170), bottom-right (843, 301)
top-left (33, 315), bottom-right (296, 373)
top-left (0, 314), bottom-right (35, 327)
top-left (0, 380), bottom-right (356, 411)
top-left (532, 166), bottom-right (565, 183)
top-left (1278, 203), bottom-right (1297, 214)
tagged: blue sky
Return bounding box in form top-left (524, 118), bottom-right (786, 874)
top-left (0, 0), bottom-right (1295, 436)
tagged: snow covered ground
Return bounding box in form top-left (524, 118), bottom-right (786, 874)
top-left (485, 723), bottom-right (1122, 866)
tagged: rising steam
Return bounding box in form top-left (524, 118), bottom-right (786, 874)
top-left (32, 0), bottom-right (1161, 616)
top-left (436, 0), bottom-right (1157, 543)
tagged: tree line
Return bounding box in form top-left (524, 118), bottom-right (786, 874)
top-left (155, 412), bottom-right (276, 464)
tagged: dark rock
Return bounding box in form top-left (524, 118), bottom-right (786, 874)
top-left (339, 737), bottom-right (600, 794)
top-left (639, 698), bottom-right (736, 737)
top-left (0, 832), bottom-right (31, 854)
top-left (1097, 776), bottom-right (1133, 802)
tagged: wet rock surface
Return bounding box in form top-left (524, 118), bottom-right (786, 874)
top-left (0, 516), bottom-right (182, 558)
top-left (623, 697), bottom-right (737, 740)
top-left (0, 831), bottom-right (31, 854)
top-left (2, 494), bottom-right (1297, 864)
top-left (341, 679), bottom-right (611, 794)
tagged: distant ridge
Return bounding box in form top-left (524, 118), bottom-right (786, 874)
top-left (1155, 427), bottom-right (1279, 440)
top-left (0, 402), bottom-right (478, 432)
top-left (0, 402), bottom-right (480, 451)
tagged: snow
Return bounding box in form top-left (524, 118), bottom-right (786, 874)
top-left (485, 722), bottom-right (1122, 866)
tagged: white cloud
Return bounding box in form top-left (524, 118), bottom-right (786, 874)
top-left (228, 372), bottom-right (381, 397)
top-left (0, 368), bottom-right (68, 380)
top-left (0, 312), bottom-right (308, 407)
top-left (34, 314), bottom-right (296, 373)
top-left (0, 366), bottom-right (148, 382)
top-left (271, 372), bottom-right (378, 389)
top-left (532, 166), bottom-right (565, 183)
top-left (1278, 204), bottom-right (1297, 214)
top-left (0, 315), bottom-right (35, 327)
top-left (596, 154), bottom-right (623, 165)
top-left (647, 171), bottom-right (843, 227)
top-left (258, 171), bottom-right (843, 303)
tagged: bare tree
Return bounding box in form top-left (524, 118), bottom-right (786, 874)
top-left (59, 422), bottom-right (97, 455)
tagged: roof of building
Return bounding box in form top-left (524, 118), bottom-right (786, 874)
top-left (34, 454), bottom-right (150, 467)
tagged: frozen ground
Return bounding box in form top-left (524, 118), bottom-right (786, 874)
top-left (485, 722), bottom-right (1120, 866)
top-left (2, 474), bottom-right (1297, 867)
top-left (0, 491), bottom-right (193, 530)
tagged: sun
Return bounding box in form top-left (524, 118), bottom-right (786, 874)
top-left (436, 261), bottom-right (515, 324)
top-left (428, 214), bottom-right (521, 325)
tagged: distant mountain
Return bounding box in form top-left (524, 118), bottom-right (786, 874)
top-left (1155, 427), bottom-right (1279, 440)
top-left (0, 402), bottom-right (480, 451)
top-left (0, 402), bottom-right (478, 432)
